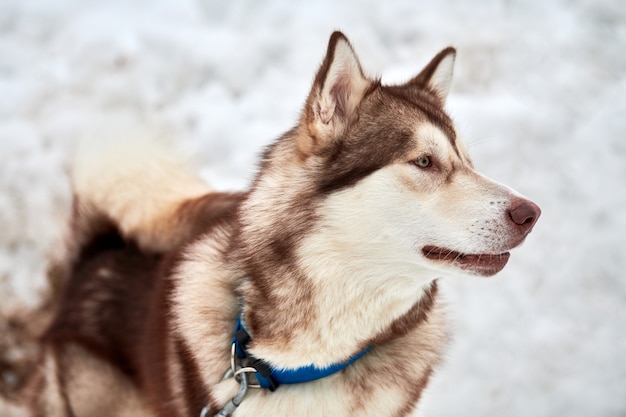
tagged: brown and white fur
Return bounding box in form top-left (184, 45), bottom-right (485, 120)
top-left (25, 31), bottom-right (540, 417)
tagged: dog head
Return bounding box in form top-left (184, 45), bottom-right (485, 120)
top-left (241, 32), bottom-right (540, 284)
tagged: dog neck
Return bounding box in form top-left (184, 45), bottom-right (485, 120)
top-left (235, 137), bottom-right (443, 370)
top-left (240, 275), bottom-right (439, 370)
top-left (236, 215), bottom-right (441, 369)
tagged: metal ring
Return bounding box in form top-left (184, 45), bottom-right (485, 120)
top-left (233, 367), bottom-right (258, 378)
top-left (228, 343), bottom-right (262, 389)
top-left (233, 367), bottom-right (262, 389)
top-left (230, 343), bottom-right (237, 376)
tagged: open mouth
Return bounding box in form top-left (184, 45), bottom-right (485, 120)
top-left (422, 245), bottom-right (511, 276)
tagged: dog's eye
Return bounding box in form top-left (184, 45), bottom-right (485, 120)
top-left (414, 156), bottom-right (432, 168)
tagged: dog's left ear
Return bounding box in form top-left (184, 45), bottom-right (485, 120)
top-left (300, 31), bottom-right (370, 156)
top-left (406, 47), bottom-right (456, 103)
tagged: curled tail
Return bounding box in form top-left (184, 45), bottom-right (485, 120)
top-left (71, 137), bottom-right (212, 253)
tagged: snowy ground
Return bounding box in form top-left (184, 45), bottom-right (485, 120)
top-left (1, 0), bottom-right (625, 416)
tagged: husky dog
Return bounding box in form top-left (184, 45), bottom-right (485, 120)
top-left (25, 31), bottom-right (540, 417)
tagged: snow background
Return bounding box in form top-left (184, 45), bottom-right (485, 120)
top-left (1, 0), bottom-right (625, 416)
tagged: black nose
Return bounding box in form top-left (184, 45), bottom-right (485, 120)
top-left (507, 200), bottom-right (541, 233)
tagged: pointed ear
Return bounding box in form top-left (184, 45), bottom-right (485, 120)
top-left (299, 31), bottom-right (370, 156)
top-left (406, 47), bottom-right (456, 103)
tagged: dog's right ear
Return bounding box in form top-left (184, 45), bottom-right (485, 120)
top-left (299, 31), bottom-right (370, 156)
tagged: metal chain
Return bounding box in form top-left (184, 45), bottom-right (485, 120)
top-left (199, 343), bottom-right (260, 417)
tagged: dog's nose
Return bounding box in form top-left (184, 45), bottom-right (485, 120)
top-left (507, 200), bottom-right (541, 233)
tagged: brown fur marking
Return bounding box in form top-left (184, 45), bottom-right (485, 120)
top-left (369, 281), bottom-right (439, 346)
top-left (24, 30), bottom-right (533, 417)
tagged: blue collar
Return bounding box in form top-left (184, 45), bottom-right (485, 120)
top-left (233, 314), bottom-right (370, 391)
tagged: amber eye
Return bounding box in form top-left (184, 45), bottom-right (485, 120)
top-left (414, 156), bottom-right (432, 168)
